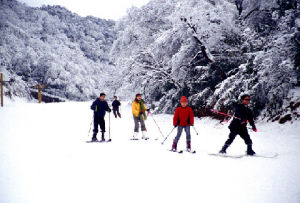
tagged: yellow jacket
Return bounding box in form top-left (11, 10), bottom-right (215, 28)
top-left (132, 100), bottom-right (147, 117)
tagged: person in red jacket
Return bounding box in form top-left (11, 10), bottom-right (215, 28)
top-left (172, 96), bottom-right (194, 151)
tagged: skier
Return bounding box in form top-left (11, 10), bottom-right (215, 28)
top-left (132, 93), bottom-right (150, 140)
top-left (172, 96), bottom-right (194, 152)
top-left (90, 93), bottom-right (111, 142)
top-left (219, 94), bottom-right (257, 155)
top-left (112, 96), bottom-right (121, 118)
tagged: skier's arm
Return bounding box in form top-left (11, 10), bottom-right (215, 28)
top-left (105, 102), bottom-right (111, 112)
top-left (190, 108), bottom-right (194, 126)
top-left (173, 108), bottom-right (179, 126)
top-left (91, 100), bottom-right (97, 111)
top-left (248, 110), bottom-right (257, 131)
top-left (132, 102), bottom-right (139, 116)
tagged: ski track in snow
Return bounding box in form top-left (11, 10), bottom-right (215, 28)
top-left (0, 100), bottom-right (300, 203)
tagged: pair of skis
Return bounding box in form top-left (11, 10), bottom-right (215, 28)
top-left (130, 137), bottom-right (149, 141)
top-left (208, 152), bottom-right (278, 159)
top-left (86, 139), bottom-right (112, 143)
top-left (169, 149), bottom-right (196, 154)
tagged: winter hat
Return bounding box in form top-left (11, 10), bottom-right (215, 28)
top-left (180, 96), bottom-right (188, 103)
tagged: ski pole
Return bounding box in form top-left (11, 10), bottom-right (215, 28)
top-left (161, 127), bottom-right (176, 145)
top-left (108, 112), bottom-right (112, 142)
top-left (210, 109), bottom-right (241, 120)
top-left (149, 111), bottom-right (165, 138)
top-left (192, 125), bottom-right (199, 135)
top-left (88, 116), bottom-right (93, 137)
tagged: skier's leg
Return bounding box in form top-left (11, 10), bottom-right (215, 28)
top-left (184, 126), bottom-right (191, 150)
top-left (140, 118), bottom-right (148, 139)
top-left (140, 118), bottom-right (146, 131)
top-left (133, 116), bottom-right (139, 132)
top-left (117, 109), bottom-right (121, 118)
top-left (92, 116), bottom-right (99, 141)
top-left (220, 131), bottom-right (237, 153)
top-left (113, 109), bottom-right (117, 118)
top-left (225, 131), bottom-right (237, 145)
top-left (175, 126), bottom-right (183, 141)
top-left (99, 117), bottom-right (106, 141)
top-left (133, 116), bottom-right (139, 138)
top-left (240, 129), bottom-right (255, 155)
top-left (172, 127), bottom-right (183, 151)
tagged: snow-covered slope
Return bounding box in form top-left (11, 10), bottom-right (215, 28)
top-left (0, 100), bottom-right (300, 203)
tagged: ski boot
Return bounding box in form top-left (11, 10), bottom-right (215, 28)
top-left (142, 131), bottom-right (149, 140)
top-left (171, 139), bottom-right (178, 152)
top-left (219, 144), bottom-right (229, 154)
top-left (247, 144), bottom-right (256, 156)
top-left (132, 132), bottom-right (139, 140)
top-left (91, 134), bottom-right (98, 142)
top-left (187, 140), bottom-right (191, 152)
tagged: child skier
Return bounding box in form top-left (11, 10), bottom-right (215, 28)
top-left (172, 96), bottom-right (194, 152)
top-left (90, 93), bottom-right (111, 142)
top-left (112, 96), bottom-right (121, 118)
top-left (219, 94), bottom-right (257, 155)
top-left (132, 93), bottom-right (150, 140)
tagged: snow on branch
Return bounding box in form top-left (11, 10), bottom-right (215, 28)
top-left (180, 17), bottom-right (215, 63)
top-left (129, 51), bottom-right (182, 89)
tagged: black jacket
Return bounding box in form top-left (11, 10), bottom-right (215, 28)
top-left (229, 103), bottom-right (256, 131)
top-left (91, 99), bottom-right (111, 117)
top-left (112, 100), bottom-right (121, 109)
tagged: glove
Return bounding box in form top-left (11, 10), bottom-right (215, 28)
top-left (107, 109), bottom-right (111, 113)
top-left (174, 125), bottom-right (178, 128)
top-left (252, 127), bottom-right (257, 132)
top-left (146, 109), bottom-right (150, 112)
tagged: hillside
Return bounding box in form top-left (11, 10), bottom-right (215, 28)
top-left (111, 0), bottom-right (300, 119)
top-left (0, 0), bottom-right (116, 100)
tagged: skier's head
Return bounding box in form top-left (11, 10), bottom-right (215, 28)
top-left (114, 96), bottom-right (117, 100)
top-left (240, 94), bottom-right (250, 106)
top-left (180, 96), bottom-right (188, 107)
top-left (99, 93), bottom-right (106, 101)
top-left (135, 93), bottom-right (142, 101)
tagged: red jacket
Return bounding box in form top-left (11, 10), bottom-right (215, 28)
top-left (173, 106), bottom-right (194, 127)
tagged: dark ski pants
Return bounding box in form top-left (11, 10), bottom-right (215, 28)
top-left (225, 128), bottom-right (252, 146)
top-left (113, 108), bottom-right (121, 118)
top-left (93, 116), bottom-right (105, 135)
top-left (175, 126), bottom-right (191, 141)
top-left (133, 116), bottom-right (146, 132)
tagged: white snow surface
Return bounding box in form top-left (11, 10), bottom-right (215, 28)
top-left (1, 100), bottom-right (300, 203)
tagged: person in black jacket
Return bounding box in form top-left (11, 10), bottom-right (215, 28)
top-left (90, 93), bottom-right (111, 142)
top-left (219, 94), bottom-right (258, 155)
top-left (112, 96), bottom-right (121, 118)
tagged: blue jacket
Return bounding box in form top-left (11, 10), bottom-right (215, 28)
top-left (91, 99), bottom-right (111, 117)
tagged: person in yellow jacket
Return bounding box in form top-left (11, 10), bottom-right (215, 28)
top-left (132, 93), bottom-right (150, 140)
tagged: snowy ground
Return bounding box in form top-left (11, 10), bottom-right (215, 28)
top-left (1, 99), bottom-right (300, 203)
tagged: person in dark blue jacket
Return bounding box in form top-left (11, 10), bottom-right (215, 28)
top-left (90, 93), bottom-right (111, 142)
top-left (219, 94), bottom-right (257, 155)
top-left (112, 96), bottom-right (121, 118)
